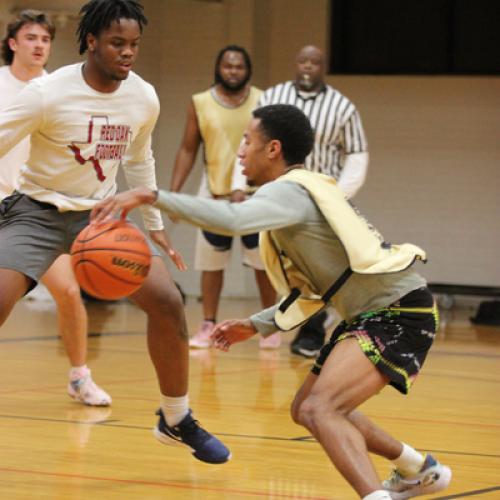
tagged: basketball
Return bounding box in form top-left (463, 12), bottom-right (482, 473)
top-left (71, 221), bottom-right (152, 300)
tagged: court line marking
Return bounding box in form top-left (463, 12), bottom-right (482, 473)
top-left (2, 332), bottom-right (500, 360)
top-left (0, 466), bottom-right (332, 499)
top-left (0, 414), bottom-right (499, 460)
top-left (434, 486), bottom-right (500, 499)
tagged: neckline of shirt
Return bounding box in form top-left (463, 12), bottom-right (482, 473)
top-left (210, 85), bottom-right (252, 109)
top-left (77, 62), bottom-right (127, 97)
top-left (292, 82), bottom-right (327, 101)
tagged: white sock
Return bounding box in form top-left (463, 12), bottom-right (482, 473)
top-left (161, 394), bottom-right (189, 426)
top-left (69, 365), bottom-right (89, 381)
top-left (393, 442), bottom-right (426, 475)
top-left (363, 491), bottom-right (392, 500)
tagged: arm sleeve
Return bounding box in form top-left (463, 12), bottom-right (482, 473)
top-left (0, 83), bottom-right (44, 158)
top-left (155, 181), bottom-right (308, 236)
top-left (121, 96), bottom-right (163, 231)
top-left (250, 304), bottom-right (280, 336)
top-left (337, 151), bottom-right (369, 198)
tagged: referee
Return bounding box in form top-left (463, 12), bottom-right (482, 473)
top-left (233, 44), bottom-right (369, 358)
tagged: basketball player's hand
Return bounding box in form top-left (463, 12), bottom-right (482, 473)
top-left (211, 319), bottom-right (257, 351)
top-left (230, 190), bottom-right (246, 203)
top-left (149, 230), bottom-right (188, 271)
top-left (168, 213), bottom-right (181, 224)
top-left (91, 188), bottom-right (155, 223)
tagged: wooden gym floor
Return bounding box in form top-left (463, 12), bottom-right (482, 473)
top-left (0, 293), bottom-right (499, 499)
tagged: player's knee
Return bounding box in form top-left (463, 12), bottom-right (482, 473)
top-left (52, 282), bottom-right (82, 306)
top-left (296, 394), bottom-right (322, 430)
top-left (297, 392), bottom-right (346, 431)
top-left (141, 281), bottom-right (184, 320)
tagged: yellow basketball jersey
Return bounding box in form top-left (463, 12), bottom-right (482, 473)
top-left (192, 86), bottom-right (261, 196)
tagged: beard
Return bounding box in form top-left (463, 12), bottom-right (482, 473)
top-left (217, 72), bottom-right (250, 92)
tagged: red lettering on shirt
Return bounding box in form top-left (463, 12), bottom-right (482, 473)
top-left (68, 118), bottom-right (131, 182)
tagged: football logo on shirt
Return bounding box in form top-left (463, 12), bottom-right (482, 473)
top-left (68, 115), bottom-right (131, 181)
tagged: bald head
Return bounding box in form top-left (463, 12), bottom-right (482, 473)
top-left (294, 45), bottom-right (325, 92)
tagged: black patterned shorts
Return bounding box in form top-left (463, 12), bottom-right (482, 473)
top-left (312, 287), bottom-right (438, 394)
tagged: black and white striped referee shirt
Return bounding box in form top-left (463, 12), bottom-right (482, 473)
top-left (259, 81), bottom-right (368, 180)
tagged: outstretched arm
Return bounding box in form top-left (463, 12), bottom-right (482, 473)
top-left (91, 182), bottom-right (307, 236)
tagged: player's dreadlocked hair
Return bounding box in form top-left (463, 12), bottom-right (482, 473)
top-left (77, 0), bottom-right (147, 55)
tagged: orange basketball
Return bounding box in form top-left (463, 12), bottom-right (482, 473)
top-left (71, 221), bottom-right (152, 300)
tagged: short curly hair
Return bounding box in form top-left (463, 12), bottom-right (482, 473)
top-left (253, 104), bottom-right (314, 166)
top-left (1, 10), bottom-right (55, 65)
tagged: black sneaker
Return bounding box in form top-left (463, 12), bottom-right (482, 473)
top-left (153, 408), bottom-right (231, 464)
top-left (290, 313), bottom-right (326, 358)
top-left (290, 334), bottom-right (324, 358)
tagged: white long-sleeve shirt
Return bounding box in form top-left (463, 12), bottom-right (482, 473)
top-left (0, 63), bottom-right (163, 230)
top-left (0, 65), bottom-right (48, 198)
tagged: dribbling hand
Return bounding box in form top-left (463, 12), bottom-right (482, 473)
top-left (91, 187), bottom-right (156, 224)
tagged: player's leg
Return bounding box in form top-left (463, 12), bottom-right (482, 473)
top-left (131, 256), bottom-right (188, 395)
top-left (191, 229), bottom-right (232, 348)
top-left (293, 289), bottom-right (451, 497)
top-left (201, 270), bottom-right (223, 322)
top-left (254, 269), bottom-right (276, 306)
top-left (129, 255), bottom-right (230, 463)
top-left (294, 337), bottom-right (389, 497)
top-left (292, 372), bottom-right (402, 461)
top-left (41, 254), bottom-right (111, 406)
top-left (0, 268), bottom-right (32, 326)
top-left (0, 193), bottom-right (61, 327)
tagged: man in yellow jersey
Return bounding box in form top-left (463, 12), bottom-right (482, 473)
top-left (170, 45), bottom-right (279, 349)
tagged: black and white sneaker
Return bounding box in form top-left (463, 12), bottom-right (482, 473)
top-left (290, 313), bottom-right (326, 358)
top-left (153, 408), bottom-right (231, 464)
top-left (383, 454), bottom-right (452, 499)
top-left (290, 329), bottom-right (325, 358)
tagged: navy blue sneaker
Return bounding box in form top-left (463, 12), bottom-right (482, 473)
top-left (153, 408), bottom-right (231, 464)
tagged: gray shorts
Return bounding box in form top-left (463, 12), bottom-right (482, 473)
top-left (0, 192), bottom-right (159, 286)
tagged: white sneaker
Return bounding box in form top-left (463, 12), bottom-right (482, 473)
top-left (189, 320), bottom-right (215, 348)
top-left (383, 454), bottom-right (452, 499)
top-left (24, 283), bottom-right (53, 302)
top-left (259, 332), bottom-right (282, 349)
top-left (68, 372), bottom-right (112, 406)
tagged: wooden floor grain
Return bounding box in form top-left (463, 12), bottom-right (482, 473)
top-left (0, 295), bottom-right (499, 499)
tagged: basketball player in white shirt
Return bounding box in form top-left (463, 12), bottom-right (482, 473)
top-left (0, 9), bottom-right (110, 406)
top-left (0, 1), bottom-right (229, 464)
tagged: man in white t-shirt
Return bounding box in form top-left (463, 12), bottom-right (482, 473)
top-left (0, 0), bottom-right (229, 464)
top-left (0, 9), bottom-right (110, 405)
